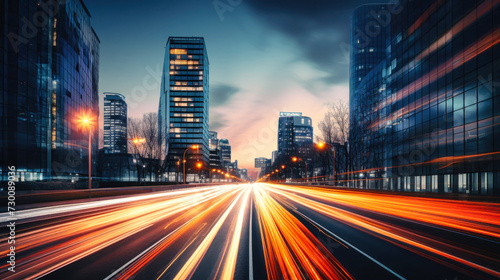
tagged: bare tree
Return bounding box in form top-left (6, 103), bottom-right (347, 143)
top-left (318, 100), bottom-right (349, 144)
top-left (128, 113), bottom-right (163, 182)
top-left (317, 100), bottom-right (350, 183)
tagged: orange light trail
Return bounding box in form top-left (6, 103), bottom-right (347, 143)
top-left (388, 27), bottom-right (500, 106)
top-left (407, 0), bottom-right (446, 35)
top-left (260, 183), bottom-right (500, 278)
top-left (1, 184), bottom-right (498, 279)
top-left (254, 185), bottom-right (353, 280)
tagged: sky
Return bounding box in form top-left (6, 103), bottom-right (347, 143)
top-left (84, 0), bottom-right (374, 179)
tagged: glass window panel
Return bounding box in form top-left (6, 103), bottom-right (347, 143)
top-left (464, 105), bottom-right (477, 124)
top-left (478, 99), bottom-right (492, 120)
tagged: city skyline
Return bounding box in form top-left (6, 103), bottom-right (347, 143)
top-left (84, 0), bottom-right (377, 177)
top-left (2, 1), bottom-right (500, 279)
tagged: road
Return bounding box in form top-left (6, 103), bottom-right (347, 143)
top-left (1, 183), bottom-right (499, 280)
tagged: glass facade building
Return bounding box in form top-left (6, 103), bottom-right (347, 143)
top-left (277, 112), bottom-right (313, 157)
top-left (219, 138), bottom-right (231, 167)
top-left (0, 0), bottom-right (99, 182)
top-left (209, 130), bottom-right (222, 169)
top-left (350, 0), bottom-right (500, 194)
top-left (158, 37), bottom-right (209, 176)
top-left (103, 92), bottom-right (127, 154)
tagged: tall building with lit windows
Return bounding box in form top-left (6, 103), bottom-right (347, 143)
top-left (0, 0), bottom-right (99, 183)
top-left (350, 0), bottom-right (500, 195)
top-left (277, 112), bottom-right (313, 157)
top-left (219, 138), bottom-right (231, 167)
top-left (103, 93), bottom-right (127, 154)
top-left (158, 37), bottom-right (209, 179)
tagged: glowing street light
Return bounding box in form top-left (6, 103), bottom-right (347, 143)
top-left (316, 141), bottom-right (336, 184)
top-left (282, 165), bottom-right (293, 181)
top-left (183, 144), bottom-right (199, 184)
top-left (126, 137), bottom-right (147, 183)
top-left (76, 112), bottom-right (96, 193)
top-left (291, 156), bottom-right (308, 181)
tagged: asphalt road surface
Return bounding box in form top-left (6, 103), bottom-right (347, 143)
top-left (1, 183), bottom-right (499, 280)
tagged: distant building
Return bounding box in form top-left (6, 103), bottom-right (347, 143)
top-left (0, 0), bottom-right (100, 182)
top-left (272, 150), bottom-right (279, 165)
top-left (97, 151), bottom-right (135, 182)
top-left (103, 93), bottom-right (127, 154)
top-left (209, 131), bottom-right (222, 169)
top-left (277, 112), bottom-right (313, 157)
top-left (220, 139), bottom-right (231, 167)
top-left (158, 37), bottom-right (209, 181)
top-left (255, 157), bottom-right (268, 168)
top-left (239, 169), bottom-right (248, 181)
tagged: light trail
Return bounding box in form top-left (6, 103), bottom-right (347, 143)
top-left (254, 185), bottom-right (353, 280)
top-left (261, 183), bottom-right (500, 278)
top-left (0, 183), bottom-right (498, 279)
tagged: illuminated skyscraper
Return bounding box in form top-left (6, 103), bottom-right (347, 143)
top-left (277, 112), bottom-right (313, 157)
top-left (0, 0), bottom-right (99, 182)
top-left (219, 138), bottom-right (231, 167)
top-left (158, 37), bottom-right (209, 179)
top-left (103, 93), bottom-right (127, 154)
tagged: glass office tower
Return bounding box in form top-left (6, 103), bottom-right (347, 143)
top-left (0, 0), bottom-right (99, 182)
top-left (103, 93), bottom-right (127, 154)
top-left (277, 112), bottom-right (313, 157)
top-left (350, 4), bottom-right (392, 178)
top-left (219, 138), bottom-right (231, 167)
top-left (159, 37), bottom-right (209, 179)
top-left (350, 0), bottom-right (500, 194)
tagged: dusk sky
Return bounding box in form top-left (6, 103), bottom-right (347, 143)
top-left (85, 0), bottom-right (374, 178)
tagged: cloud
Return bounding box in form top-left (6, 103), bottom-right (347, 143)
top-left (210, 83), bottom-right (240, 107)
top-left (244, 0), bottom-right (376, 88)
top-left (209, 111), bottom-right (229, 131)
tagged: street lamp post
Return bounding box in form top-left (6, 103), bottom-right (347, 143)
top-left (183, 145), bottom-right (199, 184)
top-left (317, 142), bottom-right (336, 185)
top-left (176, 160), bottom-right (181, 183)
top-left (126, 137), bottom-right (146, 183)
top-left (292, 157), bottom-right (308, 182)
top-left (77, 112), bottom-right (96, 196)
top-left (281, 165), bottom-right (293, 182)
top-left (196, 162), bottom-right (203, 183)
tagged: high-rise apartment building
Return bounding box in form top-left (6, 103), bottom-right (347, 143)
top-left (209, 131), bottom-right (222, 169)
top-left (158, 37), bottom-right (209, 178)
top-left (350, 0), bottom-right (500, 194)
top-left (0, 0), bottom-right (100, 182)
top-left (219, 138), bottom-right (231, 167)
top-left (277, 112), bottom-right (313, 157)
top-left (255, 157), bottom-right (268, 168)
top-left (103, 93), bottom-right (127, 154)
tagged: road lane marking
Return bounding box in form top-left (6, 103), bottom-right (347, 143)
top-left (103, 216), bottom-right (199, 280)
top-left (295, 210), bottom-right (406, 280)
top-left (249, 195), bottom-right (254, 280)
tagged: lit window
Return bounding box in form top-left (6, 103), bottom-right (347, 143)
top-left (170, 49), bottom-right (187, 55)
